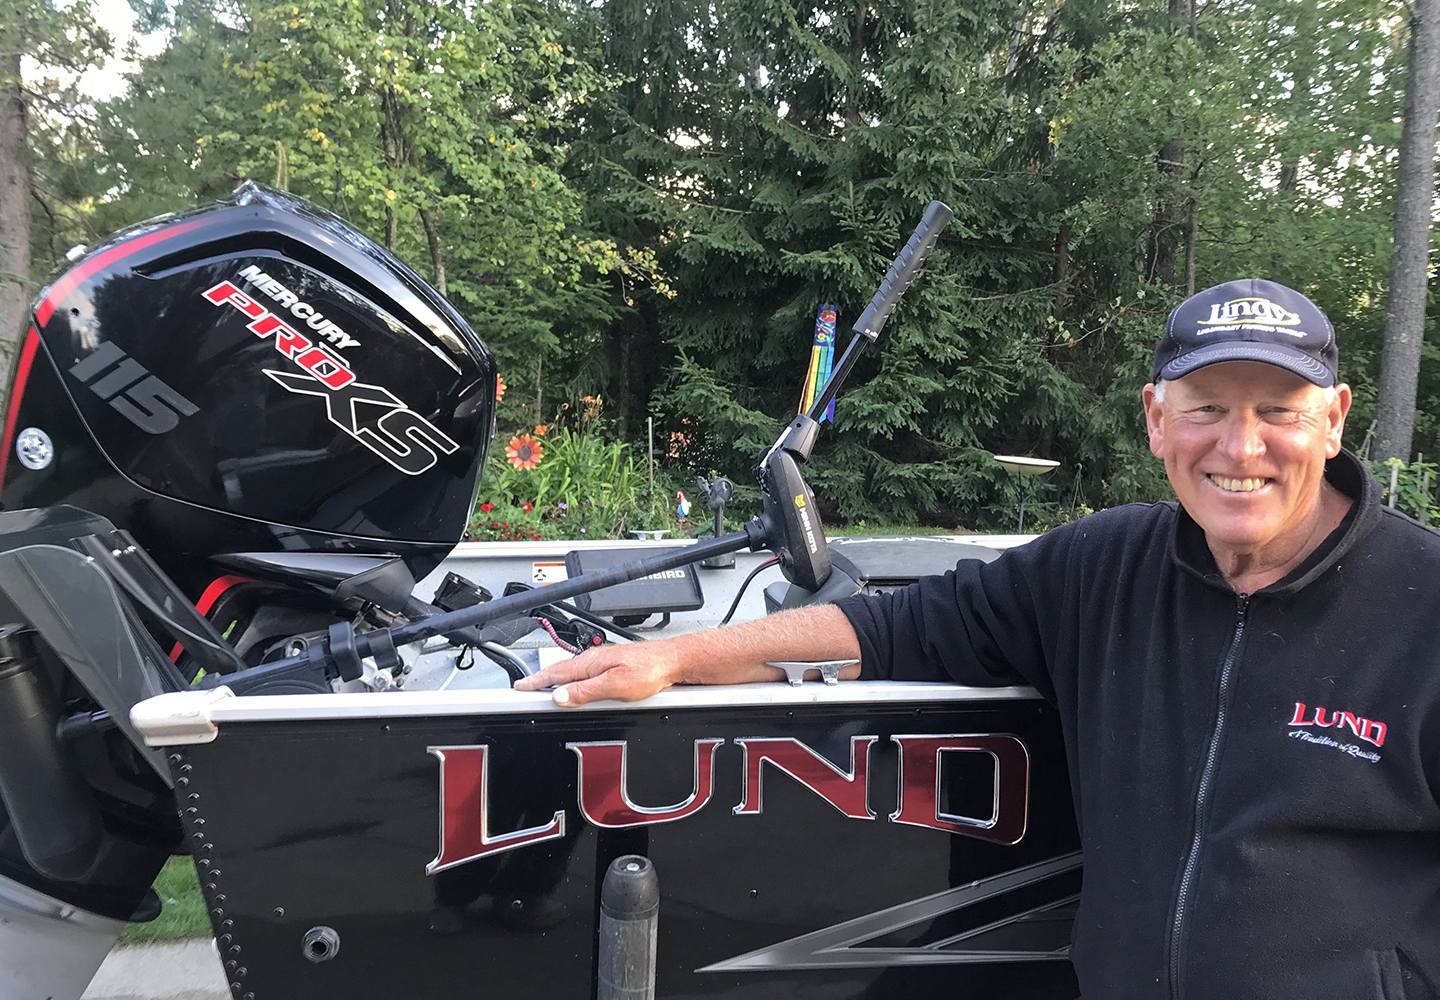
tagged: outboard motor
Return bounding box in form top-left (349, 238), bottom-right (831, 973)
top-left (0, 187), bottom-right (499, 999)
top-left (0, 182), bottom-right (497, 600)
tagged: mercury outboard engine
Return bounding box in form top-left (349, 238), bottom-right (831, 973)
top-left (0, 185), bottom-right (498, 999)
top-left (0, 182), bottom-right (496, 663)
top-left (1, 182), bottom-right (495, 589)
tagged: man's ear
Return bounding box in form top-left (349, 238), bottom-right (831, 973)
top-left (1326, 383), bottom-right (1353, 458)
top-left (1142, 383), bottom-right (1165, 459)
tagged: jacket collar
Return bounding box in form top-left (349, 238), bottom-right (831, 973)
top-left (1171, 448), bottom-right (1382, 596)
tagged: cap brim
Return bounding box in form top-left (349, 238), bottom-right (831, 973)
top-left (1157, 341), bottom-right (1335, 388)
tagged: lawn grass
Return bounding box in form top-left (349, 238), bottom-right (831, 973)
top-left (119, 855), bottom-right (211, 945)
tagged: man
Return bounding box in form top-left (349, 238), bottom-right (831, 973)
top-left (518, 279), bottom-right (1440, 997)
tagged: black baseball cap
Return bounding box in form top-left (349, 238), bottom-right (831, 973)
top-left (1152, 279), bottom-right (1338, 388)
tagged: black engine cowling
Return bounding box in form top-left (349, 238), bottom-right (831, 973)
top-left (1, 183), bottom-right (496, 594)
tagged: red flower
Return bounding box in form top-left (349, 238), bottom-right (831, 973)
top-left (522, 501), bottom-right (533, 512)
top-left (479, 503), bottom-right (495, 512)
top-left (531, 532), bottom-right (540, 540)
top-left (506, 434), bottom-right (543, 470)
top-left (501, 522), bottom-right (508, 529)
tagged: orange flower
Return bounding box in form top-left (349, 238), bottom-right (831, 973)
top-left (495, 373), bottom-right (507, 403)
top-left (533, 424), bottom-right (548, 436)
top-left (506, 434), bottom-right (544, 470)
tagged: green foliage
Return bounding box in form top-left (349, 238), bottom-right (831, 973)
top-left (1371, 458), bottom-right (1440, 524)
top-left (476, 428), bottom-right (694, 538)
top-left (25, 0), bottom-right (1433, 533)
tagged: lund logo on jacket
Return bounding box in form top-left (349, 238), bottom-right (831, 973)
top-left (1288, 702), bottom-right (1386, 746)
top-left (1287, 702), bottom-right (1386, 763)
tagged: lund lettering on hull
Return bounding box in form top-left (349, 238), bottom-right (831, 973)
top-left (891, 734), bottom-right (1030, 845)
top-left (429, 733), bottom-right (1031, 871)
top-left (732, 736), bottom-right (877, 819)
top-left (427, 745), bottom-right (564, 874)
top-left (569, 739), bottom-right (724, 827)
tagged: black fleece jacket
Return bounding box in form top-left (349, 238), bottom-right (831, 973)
top-left (837, 450), bottom-right (1440, 1000)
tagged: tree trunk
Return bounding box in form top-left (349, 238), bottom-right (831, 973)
top-left (0, 48), bottom-right (29, 394)
top-left (1184, 196), bottom-right (1200, 296)
top-left (1147, 0), bottom-right (1194, 288)
top-left (844, 2), bottom-right (865, 125)
top-left (1375, 0), bottom-right (1440, 462)
top-left (419, 208), bottom-right (445, 297)
top-left (1149, 142), bottom-right (1184, 286)
top-left (614, 323), bottom-right (633, 441)
top-left (1051, 224), bottom-right (1071, 320)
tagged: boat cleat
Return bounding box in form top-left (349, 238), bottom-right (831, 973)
top-left (764, 659), bottom-right (859, 686)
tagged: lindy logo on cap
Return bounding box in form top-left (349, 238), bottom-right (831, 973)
top-left (1198, 297), bottom-right (1302, 327)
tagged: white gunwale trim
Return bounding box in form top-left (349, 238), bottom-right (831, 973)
top-left (131, 682), bottom-right (1042, 745)
top-left (443, 535), bottom-right (1040, 558)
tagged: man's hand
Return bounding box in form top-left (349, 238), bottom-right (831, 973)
top-left (512, 604), bottom-right (864, 707)
top-left (513, 640), bottom-right (687, 706)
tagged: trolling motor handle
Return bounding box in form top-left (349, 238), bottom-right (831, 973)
top-left (851, 200), bottom-right (955, 341)
top-left (804, 201), bottom-right (953, 426)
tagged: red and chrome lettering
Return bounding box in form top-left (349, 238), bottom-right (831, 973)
top-left (890, 735), bottom-right (1029, 845)
top-left (732, 736), bottom-right (877, 819)
top-left (426, 745), bottom-right (564, 873)
top-left (568, 739), bottom-right (723, 828)
top-left (207, 291), bottom-right (357, 388)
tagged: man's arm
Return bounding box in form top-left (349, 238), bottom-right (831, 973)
top-left (513, 604), bottom-right (862, 706)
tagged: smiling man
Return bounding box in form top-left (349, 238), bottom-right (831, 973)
top-left (517, 279), bottom-right (1440, 997)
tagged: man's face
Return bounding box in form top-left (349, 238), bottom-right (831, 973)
top-left (1142, 362), bottom-right (1352, 552)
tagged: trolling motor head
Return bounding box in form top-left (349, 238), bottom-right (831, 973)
top-left (755, 415), bottom-right (829, 591)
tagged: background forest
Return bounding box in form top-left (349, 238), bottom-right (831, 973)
top-left (7, 0), bottom-right (1436, 531)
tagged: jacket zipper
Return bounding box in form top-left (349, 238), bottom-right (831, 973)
top-left (1168, 592), bottom-right (1249, 1000)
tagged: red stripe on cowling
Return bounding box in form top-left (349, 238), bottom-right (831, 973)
top-left (168, 575), bottom-right (252, 663)
top-left (0, 328), bottom-right (42, 489)
top-left (35, 219), bottom-right (209, 327)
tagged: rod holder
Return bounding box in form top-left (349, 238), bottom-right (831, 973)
top-left (598, 854), bottom-right (659, 1000)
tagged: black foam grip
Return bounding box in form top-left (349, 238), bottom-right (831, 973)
top-left (852, 200), bottom-right (954, 339)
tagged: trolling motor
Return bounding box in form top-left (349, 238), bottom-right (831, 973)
top-left (207, 200), bottom-right (955, 695)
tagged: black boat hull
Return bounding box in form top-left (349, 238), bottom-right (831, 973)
top-left (143, 683), bottom-right (1081, 999)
